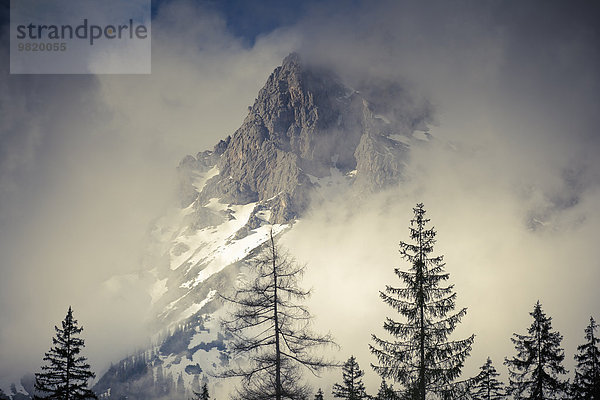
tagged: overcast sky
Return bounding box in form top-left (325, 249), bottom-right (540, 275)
top-left (1, 0), bottom-right (599, 394)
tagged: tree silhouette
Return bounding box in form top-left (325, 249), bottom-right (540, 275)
top-left (370, 203), bottom-right (474, 400)
top-left (572, 316), bottom-right (600, 400)
top-left (504, 301), bottom-right (568, 400)
top-left (375, 380), bottom-right (398, 400)
top-left (34, 306), bottom-right (96, 400)
top-left (192, 382), bottom-right (210, 400)
top-left (221, 230), bottom-right (336, 400)
top-left (314, 388), bottom-right (324, 400)
top-left (332, 356), bottom-right (369, 400)
top-left (470, 358), bottom-right (504, 400)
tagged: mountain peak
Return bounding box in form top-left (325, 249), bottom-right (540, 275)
top-left (281, 51), bottom-right (301, 69)
top-left (176, 53), bottom-right (431, 222)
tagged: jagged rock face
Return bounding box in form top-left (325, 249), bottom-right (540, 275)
top-left (354, 133), bottom-right (409, 192)
top-left (211, 53), bottom-right (363, 222)
top-left (179, 52), bottom-right (432, 223)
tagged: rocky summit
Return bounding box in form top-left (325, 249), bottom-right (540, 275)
top-left (178, 52), bottom-right (431, 223)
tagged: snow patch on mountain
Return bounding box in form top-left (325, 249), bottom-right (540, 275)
top-left (179, 290), bottom-right (217, 321)
top-left (192, 166), bottom-right (219, 192)
top-left (185, 221), bottom-right (287, 288)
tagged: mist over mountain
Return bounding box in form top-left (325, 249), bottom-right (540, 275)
top-left (80, 52), bottom-right (435, 399)
top-left (1, 1), bottom-right (599, 399)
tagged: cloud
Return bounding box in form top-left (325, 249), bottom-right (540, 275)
top-left (0, 0), bottom-right (298, 381)
top-left (275, 0), bottom-right (600, 392)
top-left (1, 0), bottom-right (599, 395)
top-left (282, 137), bottom-right (600, 392)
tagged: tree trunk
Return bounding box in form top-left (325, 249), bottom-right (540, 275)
top-left (271, 232), bottom-right (282, 400)
top-left (537, 321), bottom-right (543, 400)
top-left (66, 328), bottom-right (71, 400)
top-left (418, 223), bottom-right (426, 400)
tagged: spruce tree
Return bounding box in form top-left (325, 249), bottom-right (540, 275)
top-left (504, 301), bottom-right (568, 400)
top-left (332, 356), bottom-right (369, 400)
top-left (376, 380), bottom-right (398, 400)
top-left (193, 382), bottom-right (210, 400)
top-left (34, 306), bottom-right (96, 400)
top-left (314, 388), bottom-right (324, 400)
top-left (572, 316), bottom-right (600, 400)
top-left (221, 230), bottom-right (336, 400)
top-left (370, 203), bottom-right (474, 400)
top-left (470, 358), bottom-right (504, 400)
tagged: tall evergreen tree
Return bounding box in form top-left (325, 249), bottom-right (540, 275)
top-left (470, 358), bottom-right (504, 400)
top-left (370, 203), bottom-right (474, 400)
top-left (332, 356), bottom-right (369, 400)
top-left (314, 388), bottom-right (324, 400)
top-left (504, 301), bottom-right (568, 400)
top-left (572, 316), bottom-right (600, 400)
top-left (34, 306), bottom-right (96, 400)
top-left (221, 231), bottom-right (336, 400)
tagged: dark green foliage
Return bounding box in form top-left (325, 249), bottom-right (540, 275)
top-left (34, 306), bottom-right (97, 400)
top-left (376, 380), bottom-right (398, 400)
top-left (572, 316), bottom-right (600, 400)
top-left (370, 203), bottom-right (474, 400)
top-left (193, 382), bottom-right (210, 400)
top-left (94, 317), bottom-right (224, 400)
top-left (470, 358), bottom-right (504, 400)
top-left (332, 356), bottom-right (369, 400)
top-left (221, 231), bottom-right (336, 400)
top-left (160, 325), bottom-right (194, 355)
top-left (504, 301), bottom-right (568, 400)
top-left (93, 351), bottom-right (172, 400)
top-left (314, 388), bottom-right (324, 400)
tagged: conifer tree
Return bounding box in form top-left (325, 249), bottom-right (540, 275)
top-left (176, 373), bottom-right (185, 397)
top-left (34, 306), bottom-right (96, 400)
top-left (572, 316), bottom-right (600, 400)
top-left (470, 358), bottom-right (504, 400)
top-left (193, 382), bottom-right (210, 400)
top-left (504, 301), bottom-right (568, 400)
top-left (314, 388), bottom-right (324, 400)
top-left (376, 380), bottom-right (398, 400)
top-left (332, 356), bottom-right (369, 400)
top-left (221, 230), bottom-right (336, 400)
top-left (370, 203), bottom-right (474, 400)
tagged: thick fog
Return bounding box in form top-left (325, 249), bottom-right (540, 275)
top-left (1, 0), bottom-right (599, 395)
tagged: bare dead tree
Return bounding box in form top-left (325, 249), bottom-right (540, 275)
top-left (220, 230), bottom-right (337, 400)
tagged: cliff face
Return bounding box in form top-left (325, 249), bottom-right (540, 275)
top-left (180, 52), bottom-right (431, 223)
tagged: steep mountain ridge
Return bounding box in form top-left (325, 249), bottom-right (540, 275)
top-left (178, 53), bottom-right (427, 224)
top-left (5, 53), bottom-right (433, 400)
